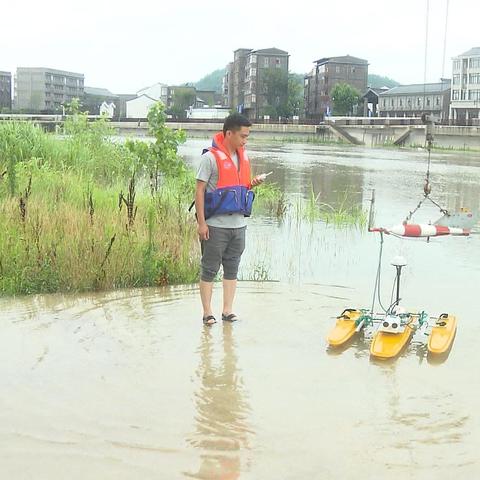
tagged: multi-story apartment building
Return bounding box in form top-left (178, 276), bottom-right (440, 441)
top-left (304, 55), bottom-right (368, 120)
top-left (14, 67), bottom-right (84, 112)
top-left (229, 49), bottom-right (251, 115)
top-left (450, 47), bottom-right (480, 124)
top-left (223, 62), bottom-right (233, 108)
top-left (378, 80), bottom-right (451, 121)
top-left (244, 48), bottom-right (289, 119)
top-left (223, 47), bottom-right (289, 120)
top-left (0, 71), bottom-right (12, 111)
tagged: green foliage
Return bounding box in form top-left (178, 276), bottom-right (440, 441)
top-left (260, 68), bottom-right (289, 118)
top-left (0, 122), bottom-right (61, 196)
top-left (191, 67), bottom-right (306, 118)
top-left (125, 102), bottom-right (187, 193)
top-left (331, 83), bottom-right (361, 116)
top-left (194, 68), bottom-right (226, 93)
top-left (0, 106), bottom-right (201, 295)
top-left (259, 70), bottom-right (306, 119)
top-left (287, 73), bottom-right (305, 117)
top-left (368, 74), bottom-right (400, 89)
top-left (65, 97), bottom-right (82, 114)
top-left (167, 87), bottom-right (196, 120)
top-left (0, 140), bottom-right (198, 294)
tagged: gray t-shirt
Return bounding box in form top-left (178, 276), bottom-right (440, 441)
top-left (196, 150), bottom-right (247, 228)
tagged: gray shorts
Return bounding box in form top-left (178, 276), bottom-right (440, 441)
top-left (200, 226), bottom-right (246, 282)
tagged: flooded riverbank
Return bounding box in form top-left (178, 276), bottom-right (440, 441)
top-left (1, 140), bottom-right (479, 478)
top-left (1, 281), bottom-right (479, 479)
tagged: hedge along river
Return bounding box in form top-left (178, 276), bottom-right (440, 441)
top-left (1, 140), bottom-right (479, 479)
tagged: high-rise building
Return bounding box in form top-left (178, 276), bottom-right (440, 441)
top-left (304, 55), bottom-right (368, 120)
top-left (450, 47), bottom-right (480, 124)
top-left (223, 47), bottom-right (289, 120)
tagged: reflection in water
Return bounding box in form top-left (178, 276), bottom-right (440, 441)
top-left (374, 362), bottom-right (470, 471)
top-left (186, 325), bottom-right (252, 479)
top-left (2, 140), bottom-right (480, 478)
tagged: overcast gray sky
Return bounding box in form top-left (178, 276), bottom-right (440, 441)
top-left (1, 0), bottom-right (479, 93)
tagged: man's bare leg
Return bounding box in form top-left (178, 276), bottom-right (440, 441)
top-left (222, 278), bottom-right (238, 321)
top-left (200, 280), bottom-right (215, 324)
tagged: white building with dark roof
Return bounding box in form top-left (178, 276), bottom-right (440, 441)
top-left (450, 47), bottom-right (480, 123)
top-left (126, 82), bottom-right (169, 118)
top-left (126, 94), bottom-right (158, 118)
top-left (137, 83), bottom-right (168, 104)
top-left (378, 80), bottom-right (451, 121)
top-left (83, 86), bottom-right (118, 115)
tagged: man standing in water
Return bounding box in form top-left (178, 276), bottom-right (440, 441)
top-left (195, 114), bottom-right (264, 325)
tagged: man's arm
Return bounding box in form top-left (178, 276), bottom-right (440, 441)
top-left (195, 180), bottom-right (209, 240)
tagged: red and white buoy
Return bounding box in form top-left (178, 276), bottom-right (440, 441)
top-left (370, 224), bottom-right (470, 237)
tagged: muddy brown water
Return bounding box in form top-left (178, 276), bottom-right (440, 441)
top-left (1, 141), bottom-right (479, 479)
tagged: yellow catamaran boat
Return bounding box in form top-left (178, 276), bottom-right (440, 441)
top-left (327, 255), bottom-right (457, 360)
top-left (326, 309), bottom-right (363, 347)
top-left (428, 313), bottom-right (457, 355)
top-left (369, 313), bottom-right (417, 359)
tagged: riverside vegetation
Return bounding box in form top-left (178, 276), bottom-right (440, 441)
top-left (0, 101), bottom-right (366, 295)
top-left (0, 102), bottom-right (200, 295)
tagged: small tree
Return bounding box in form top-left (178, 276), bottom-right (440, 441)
top-left (168, 90), bottom-right (196, 120)
top-left (125, 102), bottom-right (187, 194)
top-left (287, 73), bottom-right (304, 118)
top-left (331, 83), bottom-right (361, 116)
top-left (260, 68), bottom-right (288, 118)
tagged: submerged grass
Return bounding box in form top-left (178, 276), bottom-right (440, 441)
top-left (252, 135), bottom-right (348, 146)
top-left (255, 182), bottom-right (367, 228)
top-left (373, 140), bottom-right (480, 153)
top-left (253, 182), bottom-right (287, 217)
top-left (300, 186), bottom-right (368, 227)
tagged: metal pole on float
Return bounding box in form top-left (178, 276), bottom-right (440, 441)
top-left (368, 189), bottom-right (376, 232)
top-left (391, 256), bottom-right (407, 307)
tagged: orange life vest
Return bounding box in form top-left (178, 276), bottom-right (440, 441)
top-left (203, 132), bottom-right (255, 219)
top-left (208, 131), bottom-right (251, 189)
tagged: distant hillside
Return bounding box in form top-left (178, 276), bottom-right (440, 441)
top-left (194, 69), bottom-right (225, 93)
top-left (193, 69), bottom-right (306, 93)
top-left (368, 74), bottom-right (400, 89)
top-left (192, 69), bottom-right (399, 93)
top-left (289, 72), bottom-right (305, 83)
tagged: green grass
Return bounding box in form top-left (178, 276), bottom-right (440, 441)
top-left (251, 135), bottom-right (348, 146)
top-left (0, 167), bottom-right (200, 295)
top-left (293, 185), bottom-right (367, 227)
top-left (0, 117), bottom-right (368, 295)
top-left (372, 139), bottom-right (480, 153)
top-left (0, 118), bottom-right (199, 295)
top-left (253, 182), bottom-right (287, 217)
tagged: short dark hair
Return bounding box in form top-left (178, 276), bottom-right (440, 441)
top-left (223, 113), bottom-right (252, 135)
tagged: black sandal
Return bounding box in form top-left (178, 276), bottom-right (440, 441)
top-left (222, 313), bottom-right (239, 322)
top-left (203, 315), bottom-right (217, 326)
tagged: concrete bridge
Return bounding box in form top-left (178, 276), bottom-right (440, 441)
top-left (113, 119), bottom-right (480, 149)
top-left (2, 114), bottom-right (479, 149)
